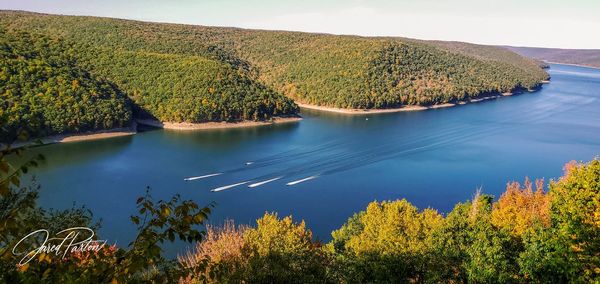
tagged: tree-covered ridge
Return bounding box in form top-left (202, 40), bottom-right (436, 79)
top-left (1, 11), bottom-right (548, 110)
top-left (366, 42), bottom-right (546, 107)
top-left (0, 13), bottom-right (299, 140)
top-left (78, 47), bottom-right (298, 123)
top-left (0, 28), bottom-right (131, 142)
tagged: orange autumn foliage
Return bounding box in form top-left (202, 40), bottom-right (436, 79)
top-left (492, 177), bottom-right (551, 236)
top-left (179, 220), bottom-right (246, 269)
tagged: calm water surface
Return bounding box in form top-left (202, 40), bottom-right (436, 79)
top-left (29, 64), bottom-right (600, 253)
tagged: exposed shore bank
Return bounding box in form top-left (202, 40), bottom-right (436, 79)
top-left (2, 116), bottom-right (302, 150)
top-left (297, 90), bottom-right (537, 115)
top-left (136, 116), bottom-right (302, 131)
top-left (2, 125), bottom-right (137, 150)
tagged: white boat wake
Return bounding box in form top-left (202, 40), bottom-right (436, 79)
top-left (286, 175), bottom-right (319, 186)
top-left (248, 177), bottom-right (282, 188)
top-left (211, 181), bottom-right (250, 192)
top-left (184, 173), bottom-right (223, 181)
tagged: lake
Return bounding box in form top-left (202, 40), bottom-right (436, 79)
top-left (29, 63), bottom-right (600, 253)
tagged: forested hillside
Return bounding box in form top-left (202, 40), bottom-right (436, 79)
top-left (0, 12), bottom-right (299, 141)
top-left (0, 28), bottom-right (131, 142)
top-left (1, 11), bottom-right (547, 112)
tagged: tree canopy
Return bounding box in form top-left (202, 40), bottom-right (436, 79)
top-left (0, 11), bottom-right (548, 134)
top-left (0, 28), bottom-right (131, 142)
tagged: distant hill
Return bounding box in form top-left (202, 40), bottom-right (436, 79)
top-left (505, 46), bottom-right (600, 69)
top-left (1, 11), bottom-right (549, 140)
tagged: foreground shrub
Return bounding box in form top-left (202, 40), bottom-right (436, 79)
top-left (491, 178), bottom-right (551, 236)
top-left (181, 213), bottom-right (329, 283)
top-left (520, 159), bottom-right (600, 282)
top-left (179, 220), bottom-right (247, 283)
top-left (328, 199), bottom-right (444, 283)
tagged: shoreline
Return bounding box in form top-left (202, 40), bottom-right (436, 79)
top-left (136, 116), bottom-right (302, 130)
top-left (297, 92), bottom-right (521, 115)
top-left (2, 84), bottom-right (545, 147)
top-left (2, 116), bottom-right (302, 149)
top-left (2, 125), bottom-right (137, 150)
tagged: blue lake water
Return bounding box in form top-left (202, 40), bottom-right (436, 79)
top-left (29, 63), bottom-right (600, 253)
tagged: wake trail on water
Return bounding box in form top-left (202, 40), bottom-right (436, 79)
top-left (208, 117), bottom-right (516, 189)
top-left (240, 124), bottom-right (477, 180)
top-left (266, 103), bottom-right (562, 179)
top-left (318, 99), bottom-right (581, 176)
top-left (248, 177), bottom-right (283, 188)
top-left (184, 173), bottom-right (223, 181)
top-left (286, 175), bottom-right (319, 186)
top-left (211, 181), bottom-right (250, 192)
top-left (248, 140), bottom-right (343, 163)
top-left (185, 140), bottom-right (348, 181)
top-left (206, 98), bottom-right (580, 190)
top-left (208, 123), bottom-right (484, 189)
top-left (241, 142), bottom-right (345, 168)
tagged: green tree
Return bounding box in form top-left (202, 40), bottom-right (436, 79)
top-left (520, 159), bottom-right (600, 282)
top-left (329, 199), bottom-right (443, 283)
top-left (242, 213), bottom-right (329, 283)
top-left (0, 10), bottom-right (547, 126)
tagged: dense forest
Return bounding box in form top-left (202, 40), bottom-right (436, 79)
top-left (0, 28), bottom-right (132, 142)
top-left (0, 11), bottom-right (549, 139)
top-left (0, 12), bottom-right (299, 141)
top-left (2, 143), bottom-right (598, 282)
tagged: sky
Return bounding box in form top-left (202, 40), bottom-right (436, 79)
top-left (1, 0), bottom-right (599, 49)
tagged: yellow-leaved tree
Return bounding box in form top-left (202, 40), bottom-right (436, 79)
top-left (491, 177), bottom-right (551, 236)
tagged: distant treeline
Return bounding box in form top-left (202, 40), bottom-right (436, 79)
top-left (1, 11), bottom-right (549, 140)
top-left (505, 46), bottom-right (600, 69)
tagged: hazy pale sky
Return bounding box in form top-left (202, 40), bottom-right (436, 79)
top-left (1, 0), bottom-right (599, 49)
